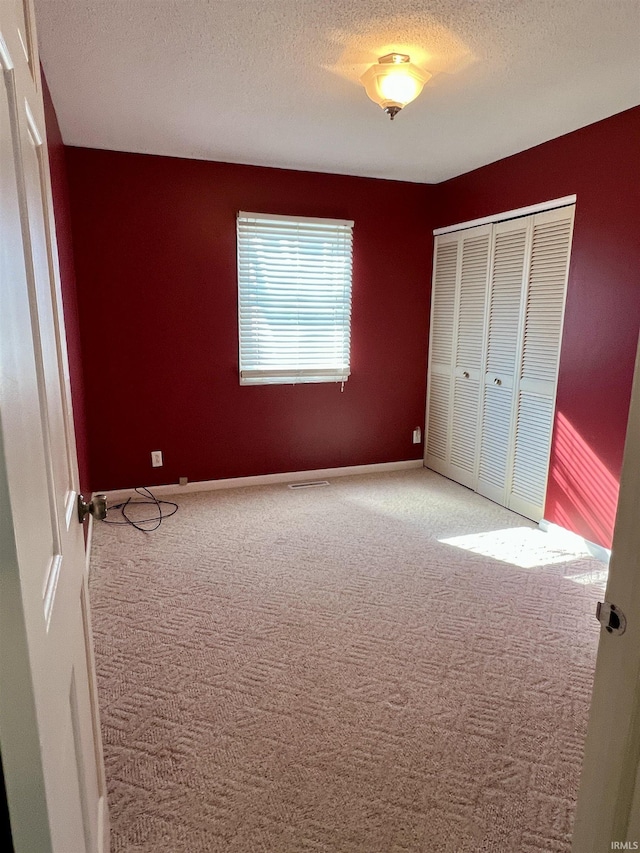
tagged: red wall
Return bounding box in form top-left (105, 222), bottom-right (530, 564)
top-left (62, 108), bottom-right (639, 549)
top-left (64, 149), bottom-right (434, 491)
top-left (436, 107), bottom-right (640, 548)
top-left (42, 75), bottom-right (91, 497)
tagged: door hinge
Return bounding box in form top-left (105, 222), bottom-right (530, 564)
top-left (596, 601), bottom-right (627, 635)
top-left (77, 493), bottom-right (107, 524)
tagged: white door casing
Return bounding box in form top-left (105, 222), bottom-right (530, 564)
top-left (0, 1), bottom-right (108, 851)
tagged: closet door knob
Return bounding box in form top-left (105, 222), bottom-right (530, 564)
top-left (494, 377), bottom-right (502, 386)
top-left (463, 371), bottom-right (469, 379)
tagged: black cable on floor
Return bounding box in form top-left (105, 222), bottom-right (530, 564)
top-left (102, 486), bottom-right (178, 532)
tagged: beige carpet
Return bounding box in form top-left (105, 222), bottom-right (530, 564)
top-left (89, 468), bottom-right (605, 853)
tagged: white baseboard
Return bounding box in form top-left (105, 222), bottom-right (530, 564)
top-left (100, 459), bottom-right (424, 503)
top-left (539, 519), bottom-right (611, 565)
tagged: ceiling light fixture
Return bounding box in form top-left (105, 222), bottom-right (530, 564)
top-left (360, 53), bottom-right (431, 120)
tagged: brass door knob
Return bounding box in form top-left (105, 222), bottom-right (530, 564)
top-left (77, 493), bottom-right (107, 523)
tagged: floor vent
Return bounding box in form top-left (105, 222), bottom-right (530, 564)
top-left (287, 480), bottom-right (330, 490)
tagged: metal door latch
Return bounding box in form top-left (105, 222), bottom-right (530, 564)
top-left (77, 493), bottom-right (107, 524)
top-left (596, 601), bottom-right (627, 635)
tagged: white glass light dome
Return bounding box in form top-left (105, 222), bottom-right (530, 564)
top-left (360, 53), bottom-right (431, 119)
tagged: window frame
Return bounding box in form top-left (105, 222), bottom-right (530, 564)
top-left (236, 211), bottom-right (355, 387)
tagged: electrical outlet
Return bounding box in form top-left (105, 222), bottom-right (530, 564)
top-left (151, 450), bottom-right (163, 467)
top-left (412, 427), bottom-right (422, 444)
top-left (179, 476), bottom-right (188, 486)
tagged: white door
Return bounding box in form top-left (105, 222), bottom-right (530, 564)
top-left (425, 232), bottom-right (458, 474)
top-left (507, 206), bottom-right (574, 520)
top-left (0, 1), bottom-right (108, 852)
top-left (571, 332), bottom-right (640, 850)
top-left (449, 224), bottom-right (491, 489)
top-left (476, 217), bottom-right (529, 506)
top-left (425, 224), bottom-right (491, 489)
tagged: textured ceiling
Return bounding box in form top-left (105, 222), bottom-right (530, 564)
top-left (35, 0), bottom-right (640, 183)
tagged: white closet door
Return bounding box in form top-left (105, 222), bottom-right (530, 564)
top-left (426, 226), bottom-right (490, 486)
top-left (426, 205), bottom-right (573, 521)
top-left (449, 225), bottom-right (491, 488)
top-left (508, 206), bottom-right (575, 520)
top-left (476, 219), bottom-right (529, 505)
top-left (426, 234), bottom-right (458, 475)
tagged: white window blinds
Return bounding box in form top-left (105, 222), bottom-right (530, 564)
top-left (237, 212), bottom-right (354, 385)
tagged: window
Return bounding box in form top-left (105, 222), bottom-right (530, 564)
top-left (237, 211), bottom-right (354, 385)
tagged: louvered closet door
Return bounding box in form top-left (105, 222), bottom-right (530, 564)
top-left (507, 206), bottom-right (575, 520)
top-left (426, 204), bottom-right (574, 521)
top-left (476, 219), bottom-right (529, 505)
top-left (426, 226), bottom-right (490, 486)
top-left (426, 234), bottom-right (458, 476)
top-left (449, 225), bottom-right (491, 489)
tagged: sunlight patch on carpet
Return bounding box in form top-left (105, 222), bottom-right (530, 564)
top-left (439, 526), bottom-right (596, 570)
top-left (563, 566), bottom-right (609, 586)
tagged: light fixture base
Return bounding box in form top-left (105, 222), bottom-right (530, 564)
top-left (384, 106), bottom-right (402, 120)
top-left (379, 53), bottom-right (410, 65)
